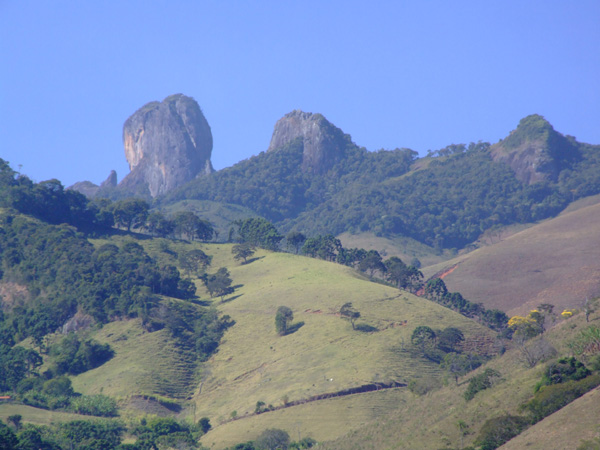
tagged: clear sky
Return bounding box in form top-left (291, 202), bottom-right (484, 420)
top-left (1, 1), bottom-right (599, 187)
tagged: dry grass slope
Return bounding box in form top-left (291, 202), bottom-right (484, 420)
top-left (422, 199), bottom-right (600, 316)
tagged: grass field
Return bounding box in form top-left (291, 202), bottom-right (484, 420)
top-left (422, 200), bottom-right (600, 316)
top-left (71, 319), bottom-right (198, 403)
top-left (0, 403), bottom-right (103, 426)
top-left (182, 245), bottom-right (496, 447)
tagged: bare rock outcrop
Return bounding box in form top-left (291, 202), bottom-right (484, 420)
top-left (491, 114), bottom-right (579, 184)
top-left (267, 110), bottom-right (351, 173)
top-left (119, 94), bottom-right (213, 197)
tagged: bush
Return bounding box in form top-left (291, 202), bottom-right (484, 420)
top-left (522, 373), bottom-right (600, 423)
top-left (536, 357), bottom-right (591, 391)
top-left (408, 376), bottom-right (442, 396)
top-left (464, 369), bottom-right (501, 401)
top-left (255, 428), bottom-right (290, 450)
top-left (69, 394), bottom-right (118, 417)
top-left (475, 415), bottom-right (530, 450)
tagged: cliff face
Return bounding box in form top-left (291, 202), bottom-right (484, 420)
top-left (490, 114), bottom-right (579, 184)
top-left (267, 110), bottom-right (350, 173)
top-left (119, 94), bottom-right (213, 197)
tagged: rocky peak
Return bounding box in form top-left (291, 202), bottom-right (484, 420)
top-left (267, 110), bottom-right (350, 173)
top-left (119, 94), bottom-right (213, 197)
top-left (100, 170), bottom-right (117, 189)
top-left (491, 114), bottom-right (579, 184)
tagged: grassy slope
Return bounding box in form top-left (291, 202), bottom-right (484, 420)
top-left (193, 246), bottom-right (496, 448)
top-left (337, 231), bottom-right (452, 267)
top-left (499, 387), bottom-right (600, 450)
top-left (0, 404), bottom-right (101, 426)
top-left (422, 199), bottom-right (600, 316)
top-left (319, 314), bottom-right (597, 450)
top-left (71, 319), bottom-right (198, 402)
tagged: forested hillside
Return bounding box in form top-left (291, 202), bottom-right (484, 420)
top-left (162, 115), bottom-right (600, 249)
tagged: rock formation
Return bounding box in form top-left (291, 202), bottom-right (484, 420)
top-left (69, 170), bottom-right (118, 197)
top-left (491, 114), bottom-right (579, 184)
top-left (267, 110), bottom-right (351, 173)
top-left (118, 94), bottom-right (213, 197)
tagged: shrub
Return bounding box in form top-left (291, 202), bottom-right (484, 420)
top-left (69, 394), bottom-right (118, 417)
top-left (475, 415), bottom-right (530, 450)
top-left (464, 369), bottom-right (501, 401)
top-left (408, 376), bottom-right (442, 396)
top-left (522, 374), bottom-right (600, 423)
top-left (255, 428), bottom-right (290, 450)
top-left (538, 357), bottom-right (591, 389)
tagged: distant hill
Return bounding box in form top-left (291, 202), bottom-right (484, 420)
top-left (422, 196), bottom-right (600, 316)
top-left (162, 113), bottom-right (600, 250)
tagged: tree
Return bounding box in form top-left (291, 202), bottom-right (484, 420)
top-left (301, 235), bottom-right (342, 261)
top-left (232, 243), bottom-right (255, 264)
top-left (437, 327), bottom-right (464, 353)
top-left (411, 326), bottom-right (436, 354)
top-left (275, 306), bottom-right (294, 336)
top-left (203, 268), bottom-right (234, 301)
top-left (340, 303), bottom-right (360, 330)
top-left (583, 297), bottom-right (598, 322)
top-left (255, 428), bottom-right (290, 450)
top-left (508, 311), bottom-right (544, 339)
top-left (198, 417), bottom-right (211, 434)
top-left (384, 257), bottom-right (423, 291)
top-left (6, 415), bottom-right (22, 431)
top-left (442, 353), bottom-right (482, 383)
top-left (145, 211), bottom-right (175, 237)
top-left (112, 198), bottom-right (149, 231)
top-left (358, 250), bottom-right (385, 278)
top-left (173, 211), bottom-right (214, 241)
top-left (236, 218), bottom-right (283, 251)
top-left (0, 422), bottom-right (18, 450)
top-left (424, 278), bottom-right (448, 300)
top-left (179, 249), bottom-right (211, 277)
top-left (286, 231), bottom-right (306, 254)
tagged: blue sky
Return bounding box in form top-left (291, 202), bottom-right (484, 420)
top-left (1, 1), bottom-right (599, 187)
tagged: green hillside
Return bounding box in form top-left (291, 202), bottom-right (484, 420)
top-left (179, 246), bottom-right (495, 447)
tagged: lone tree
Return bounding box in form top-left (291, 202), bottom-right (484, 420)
top-left (275, 306), bottom-right (294, 336)
top-left (232, 242), bottom-right (255, 264)
top-left (203, 267), bottom-right (234, 301)
top-left (340, 302), bottom-right (361, 330)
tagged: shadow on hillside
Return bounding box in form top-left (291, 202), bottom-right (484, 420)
top-left (233, 284), bottom-right (244, 290)
top-left (190, 298), bottom-right (212, 307)
top-left (221, 294), bottom-right (244, 304)
top-left (355, 323), bottom-right (379, 333)
top-left (241, 256), bottom-right (265, 265)
top-left (285, 321), bottom-right (305, 335)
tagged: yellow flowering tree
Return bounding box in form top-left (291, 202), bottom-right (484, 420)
top-left (508, 310), bottom-right (544, 338)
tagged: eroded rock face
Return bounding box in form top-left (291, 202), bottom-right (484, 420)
top-left (267, 110), bottom-right (350, 173)
top-left (119, 94), bottom-right (213, 197)
top-left (490, 114), bottom-right (578, 184)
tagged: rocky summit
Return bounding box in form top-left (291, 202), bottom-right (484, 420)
top-left (267, 110), bottom-right (350, 173)
top-left (119, 94), bottom-right (213, 197)
top-left (490, 114), bottom-right (579, 184)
